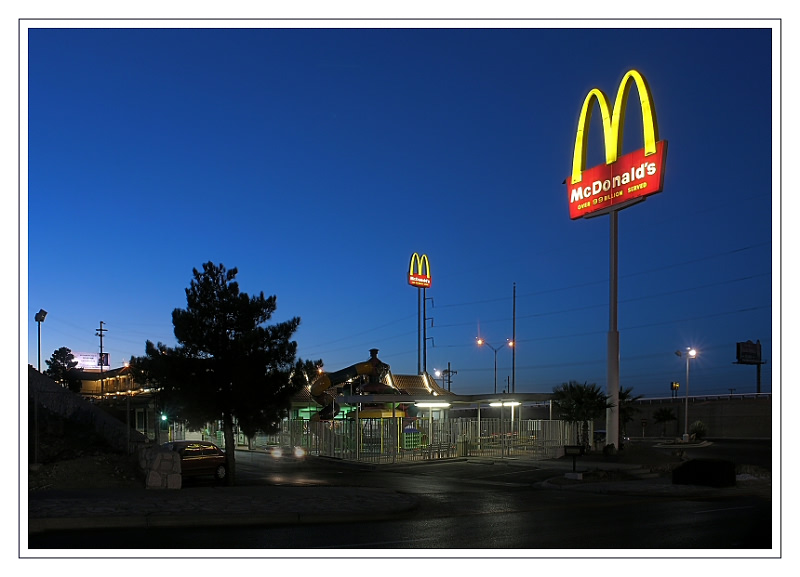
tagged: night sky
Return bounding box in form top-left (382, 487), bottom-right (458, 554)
top-left (23, 21), bottom-right (778, 399)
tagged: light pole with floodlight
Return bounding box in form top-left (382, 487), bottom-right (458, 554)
top-left (476, 337), bottom-right (513, 394)
top-left (434, 369), bottom-right (445, 389)
top-left (675, 347), bottom-right (697, 440)
top-left (35, 309), bottom-right (47, 372)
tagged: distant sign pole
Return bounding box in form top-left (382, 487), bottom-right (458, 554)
top-left (409, 253), bottom-right (432, 375)
top-left (734, 340), bottom-right (767, 394)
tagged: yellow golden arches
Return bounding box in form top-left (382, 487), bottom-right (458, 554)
top-left (571, 69), bottom-right (660, 185)
top-left (409, 252), bottom-right (431, 277)
top-left (408, 252), bottom-right (431, 287)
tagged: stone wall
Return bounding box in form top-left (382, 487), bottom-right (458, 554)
top-left (139, 445), bottom-right (182, 489)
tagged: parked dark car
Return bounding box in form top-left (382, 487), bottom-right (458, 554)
top-left (161, 440), bottom-right (227, 481)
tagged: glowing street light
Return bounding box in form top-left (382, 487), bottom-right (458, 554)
top-left (434, 369), bottom-right (445, 388)
top-left (476, 337), bottom-right (512, 394)
top-left (675, 347), bottom-right (698, 440)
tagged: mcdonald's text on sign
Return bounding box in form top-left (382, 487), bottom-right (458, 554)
top-left (568, 141), bottom-right (667, 219)
top-left (408, 252), bottom-right (432, 288)
top-left (567, 69), bottom-right (667, 220)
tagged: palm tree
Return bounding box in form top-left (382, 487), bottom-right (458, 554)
top-left (618, 386), bottom-right (643, 440)
top-left (552, 380), bottom-right (612, 449)
top-left (653, 407), bottom-right (677, 437)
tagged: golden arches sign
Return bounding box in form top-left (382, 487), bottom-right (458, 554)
top-left (567, 69), bottom-right (667, 219)
top-left (408, 252), bottom-right (431, 288)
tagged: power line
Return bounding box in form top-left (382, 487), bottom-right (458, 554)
top-left (436, 241), bottom-right (769, 312)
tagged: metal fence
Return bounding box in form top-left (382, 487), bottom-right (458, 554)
top-left (251, 417), bottom-right (580, 464)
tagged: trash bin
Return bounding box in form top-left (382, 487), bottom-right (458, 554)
top-left (457, 434), bottom-right (469, 457)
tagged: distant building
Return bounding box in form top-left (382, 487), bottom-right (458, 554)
top-left (68, 365), bottom-right (138, 397)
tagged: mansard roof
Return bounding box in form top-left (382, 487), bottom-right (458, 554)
top-left (292, 371), bottom-right (453, 404)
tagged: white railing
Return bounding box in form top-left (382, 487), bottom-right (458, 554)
top-left (243, 417), bottom-right (579, 464)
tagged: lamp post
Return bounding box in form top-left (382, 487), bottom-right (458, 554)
top-left (476, 338), bottom-right (513, 394)
top-left (675, 347), bottom-right (697, 441)
top-left (33, 308), bottom-right (47, 464)
top-left (34, 309), bottom-right (47, 372)
top-left (434, 369), bottom-right (445, 389)
top-left (435, 364), bottom-right (457, 392)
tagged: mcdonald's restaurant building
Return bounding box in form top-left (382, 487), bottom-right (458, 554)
top-left (34, 362), bottom-right (769, 463)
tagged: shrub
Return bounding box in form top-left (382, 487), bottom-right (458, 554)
top-left (689, 420), bottom-right (707, 440)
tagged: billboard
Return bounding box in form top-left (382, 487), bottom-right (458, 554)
top-left (567, 69), bottom-right (667, 219)
top-left (736, 340), bottom-right (762, 364)
top-left (73, 352), bottom-right (110, 369)
top-left (408, 252), bottom-right (432, 288)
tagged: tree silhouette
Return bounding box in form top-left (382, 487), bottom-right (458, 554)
top-left (132, 262), bottom-right (302, 486)
top-left (618, 386), bottom-right (643, 441)
top-left (653, 407), bottom-right (677, 437)
top-left (551, 380), bottom-right (612, 449)
top-left (45, 347), bottom-right (81, 392)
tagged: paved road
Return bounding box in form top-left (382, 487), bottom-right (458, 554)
top-left (25, 440), bottom-right (775, 553)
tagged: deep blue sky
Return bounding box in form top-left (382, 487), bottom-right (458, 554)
top-left (24, 23), bottom-right (777, 398)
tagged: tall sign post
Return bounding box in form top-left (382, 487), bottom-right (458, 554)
top-left (566, 70), bottom-right (668, 449)
top-left (734, 340), bottom-right (767, 394)
top-left (409, 253), bottom-right (432, 375)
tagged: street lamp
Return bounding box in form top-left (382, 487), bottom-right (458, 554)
top-left (476, 337), bottom-right (512, 394)
top-left (675, 347), bottom-right (697, 441)
top-left (434, 369), bottom-right (445, 388)
top-left (35, 309), bottom-right (47, 372)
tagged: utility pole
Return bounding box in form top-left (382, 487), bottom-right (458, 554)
top-left (512, 282), bottom-right (516, 394)
top-left (441, 362), bottom-right (457, 392)
top-left (96, 321), bottom-right (107, 395)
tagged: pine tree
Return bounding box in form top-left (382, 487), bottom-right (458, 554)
top-left (45, 347), bottom-right (79, 390)
top-left (133, 262), bottom-right (302, 486)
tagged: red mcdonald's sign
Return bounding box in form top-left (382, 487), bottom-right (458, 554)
top-left (566, 69), bottom-right (668, 220)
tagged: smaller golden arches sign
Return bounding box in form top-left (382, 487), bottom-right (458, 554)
top-left (408, 253), bottom-right (431, 288)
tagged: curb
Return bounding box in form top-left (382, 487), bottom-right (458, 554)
top-left (539, 473), bottom-right (771, 497)
top-left (539, 476), bottom-right (695, 495)
top-left (29, 505), bottom-right (421, 534)
top-left (653, 441), bottom-right (713, 449)
top-left (27, 487), bottom-right (422, 535)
